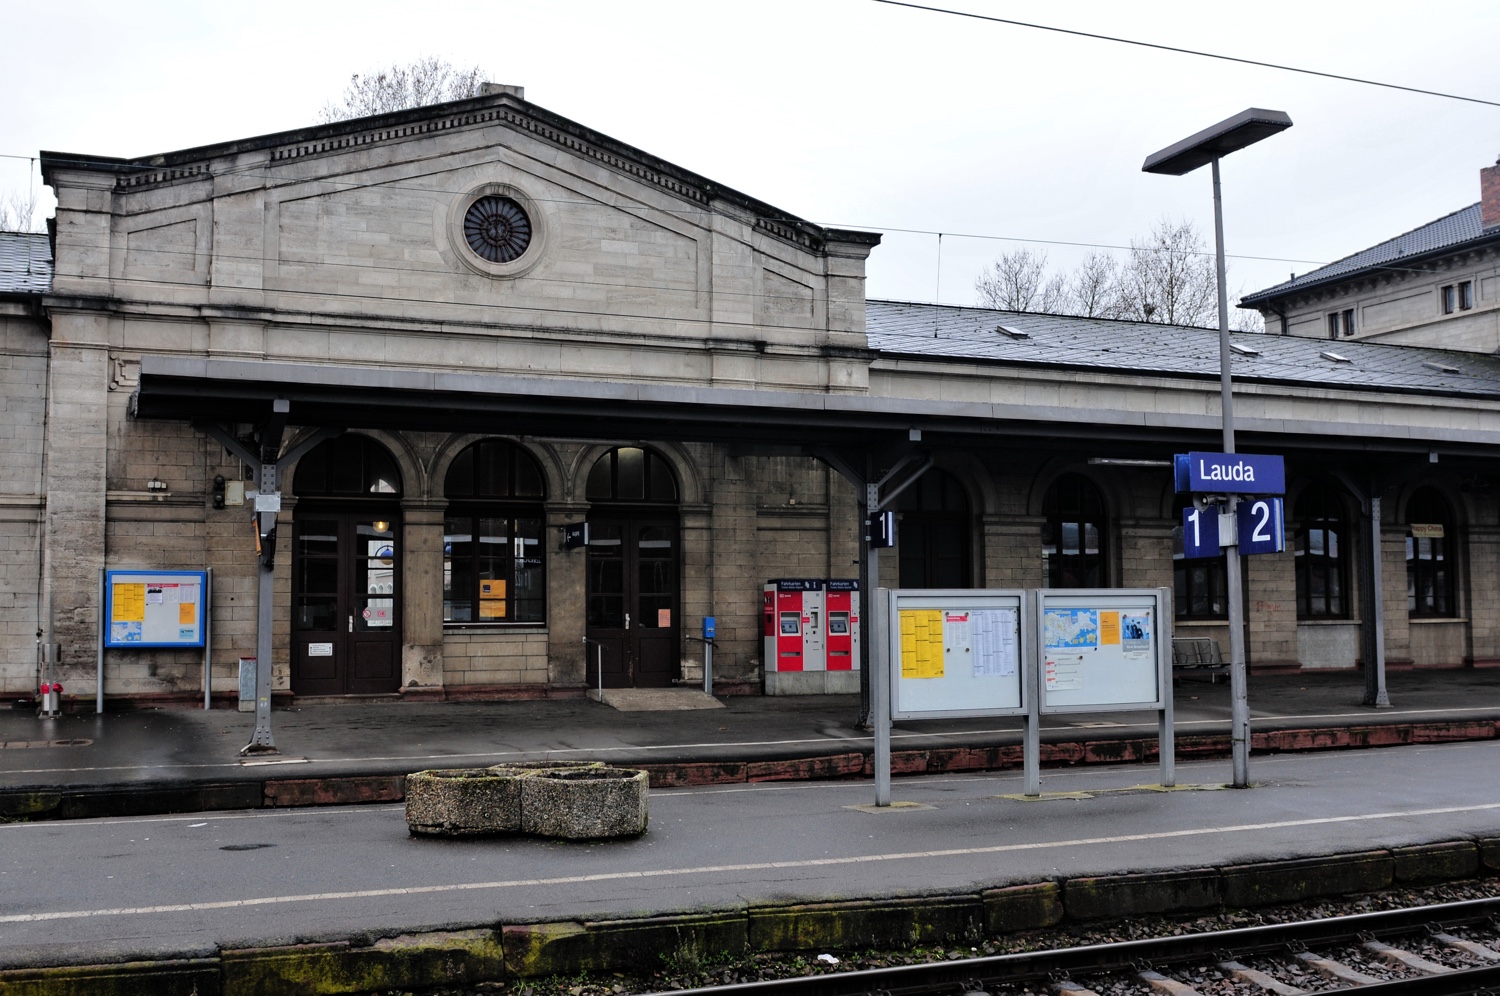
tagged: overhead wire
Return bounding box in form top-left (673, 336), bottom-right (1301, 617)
top-left (870, 0), bottom-right (1500, 109)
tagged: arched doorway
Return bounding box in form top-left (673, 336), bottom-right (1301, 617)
top-left (584, 446), bottom-right (680, 688)
top-left (1041, 473), bottom-right (1109, 588)
top-left (290, 435), bottom-right (403, 695)
top-left (897, 469), bottom-right (972, 588)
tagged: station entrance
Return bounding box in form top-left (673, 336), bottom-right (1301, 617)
top-left (290, 435), bottom-right (404, 696)
top-left (585, 517), bottom-right (679, 688)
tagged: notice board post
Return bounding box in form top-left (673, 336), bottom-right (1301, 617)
top-left (1031, 587), bottom-right (1175, 795)
top-left (102, 569), bottom-right (211, 712)
top-left (877, 588), bottom-right (1030, 807)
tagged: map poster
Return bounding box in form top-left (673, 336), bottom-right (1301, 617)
top-left (1044, 608), bottom-right (1099, 651)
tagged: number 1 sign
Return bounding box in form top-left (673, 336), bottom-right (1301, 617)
top-left (1181, 506), bottom-right (1221, 559)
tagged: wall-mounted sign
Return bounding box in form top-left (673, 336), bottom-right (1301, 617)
top-left (1174, 452), bottom-right (1285, 495)
top-left (562, 521), bottom-right (589, 549)
top-left (1410, 523), bottom-right (1445, 539)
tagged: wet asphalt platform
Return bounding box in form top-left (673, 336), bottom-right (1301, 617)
top-left (0, 668), bottom-right (1498, 991)
top-left (2, 668), bottom-right (1498, 819)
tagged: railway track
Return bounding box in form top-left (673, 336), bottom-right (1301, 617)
top-left (653, 897), bottom-right (1500, 996)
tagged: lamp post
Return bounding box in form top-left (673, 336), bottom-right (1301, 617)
top-left (1144, 108), bottom-right (1292, 788)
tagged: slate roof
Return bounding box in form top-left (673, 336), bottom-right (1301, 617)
top-left (865, 299), bottom-right (1500, 400)
top-left (0, 232), bottom-right (51, 294)
top-left (1241, 203), bottom-right (1494, 304)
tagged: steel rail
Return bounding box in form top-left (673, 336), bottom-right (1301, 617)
top-left (650, 896), bottom-right (1500, 995)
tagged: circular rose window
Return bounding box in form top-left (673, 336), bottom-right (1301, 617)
top-left (463, 195), bottom-right (532, 263)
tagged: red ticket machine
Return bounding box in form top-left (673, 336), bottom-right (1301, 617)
top-left (825, 579), bottom-right (860, 671)
top-left (763, 579), bottom-right (825, 673)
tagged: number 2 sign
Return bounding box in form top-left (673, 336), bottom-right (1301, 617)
top-left (1236, 497), bottom-right (1285, 555)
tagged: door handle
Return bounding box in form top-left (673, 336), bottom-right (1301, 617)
top-left (625, 612), bottom-right (631, 630)
top-left (348, 615), bottom-right (353, 633)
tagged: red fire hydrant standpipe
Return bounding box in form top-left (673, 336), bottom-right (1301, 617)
top-left (38, 681), bottom-right (62, 717)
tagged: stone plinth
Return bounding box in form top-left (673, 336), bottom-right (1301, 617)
top-left (406, 763), bottom-right (648, 840)
top-left (405, 768), bottom-right (523, 837)
top-left (520, 767), bottom-right (650, 840)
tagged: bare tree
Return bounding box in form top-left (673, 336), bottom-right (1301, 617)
top-left (1115, 219), bottom-right (1218, 327)
top-left (0, 188), bottom-right (42, 232)
top-left (319, 57), bottom-right (488, 123)
top-left (975, 248), bottom-right (1068, 313)
top-left (1067, 251), bottom-right (1124, 319)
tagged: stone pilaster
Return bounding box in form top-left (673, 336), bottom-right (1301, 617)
top-left (400, 498), bottom-right (446, 690)
top-left (546, 502), bottom-right (589, 686)
top-left (43, 316), bottom-right (110, 688)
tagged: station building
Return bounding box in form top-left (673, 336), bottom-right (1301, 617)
top-left (5, 85), bottom-right (1500, 707)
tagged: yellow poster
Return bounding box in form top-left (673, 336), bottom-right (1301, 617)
top-left (479, 579), bottom-right (507, 619)
top-left (114, 583), bottom-right (146, 622)
top-left (179, 602), bottom-right (196, 625)
top-left (899, 609), bottom-right (945, 679)
top-left (1099, 611), bottom-right (1121, 646)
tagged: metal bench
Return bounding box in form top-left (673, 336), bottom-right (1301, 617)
top-left (1172, 637), bottom-right (1228, 683)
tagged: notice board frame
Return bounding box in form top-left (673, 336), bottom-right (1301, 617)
top-left (1035, 588), bottom-right (1171, 715)
top-left (103, 570), bottom-right (210, 649)
top-left (885, 588), bottom-right (1030, 721)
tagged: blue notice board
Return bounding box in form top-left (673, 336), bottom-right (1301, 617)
top-left (104, 570), bottom-right (209, 648)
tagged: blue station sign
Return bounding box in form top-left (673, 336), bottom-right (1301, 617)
top-left (1174, 451), bottom-right (1285, 495)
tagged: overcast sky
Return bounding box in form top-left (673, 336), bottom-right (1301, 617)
top-left (4, 0), bottom-right (1497, 309)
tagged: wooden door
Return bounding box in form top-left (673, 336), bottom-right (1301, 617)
top-left (292, 513), bottom-right (402, 695)
top-left (585, 517), bottom-right (679, 688)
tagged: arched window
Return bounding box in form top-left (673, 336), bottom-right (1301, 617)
top-left (586, 446), bottom-right (678, 503)
top-left (897, 469), bottom-right (971, 588)
top-left (443, 440), bottom-right (546, 625)
top-left (1295, 485), bottom-right (1349, 619)
top-left (1172, 495), bottom-right (1228, 619)
top-left (1042, 474), bottom-right (1107, 588)
top-left (293, 434), bottom-right (402, 497)
top-left (1406, 487), bottom-right (1456, 618)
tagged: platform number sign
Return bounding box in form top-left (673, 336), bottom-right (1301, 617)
top-left (1181, 499), bottom-right (1284, 558)
top-left (1237, 497), bottom-right (1285, 556)
top-left (1181, 506), bottom-right (1221, 559)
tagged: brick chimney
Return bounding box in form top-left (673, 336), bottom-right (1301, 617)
top-left (1484, 157), bottom-right (1500, 229)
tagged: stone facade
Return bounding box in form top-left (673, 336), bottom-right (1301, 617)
top-left (7, 89), bottom-right (1500, 705)
top-left (1243, 161), bottom-right (1500, 351)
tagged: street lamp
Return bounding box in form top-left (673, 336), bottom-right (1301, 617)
top-left (1144, 108), bottom-right (1292, 789)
